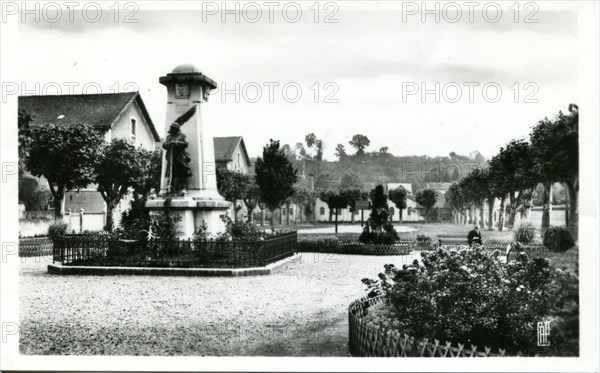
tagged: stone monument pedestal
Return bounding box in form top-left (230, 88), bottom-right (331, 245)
top-left (146, 198), bottom-right (231, 238)
top-left (146, 64), bottom-right (232, 239)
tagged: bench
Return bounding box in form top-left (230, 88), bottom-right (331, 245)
top-left (437, 234), bottom-right (468, 245)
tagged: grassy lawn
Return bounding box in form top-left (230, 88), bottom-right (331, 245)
top-left (294, 222), bottom-right (516, 242)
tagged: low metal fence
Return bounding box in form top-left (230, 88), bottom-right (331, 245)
top-left (19, 237), bottom-right (53, 257)
top-left (52, 231), bottom-right (297, 268)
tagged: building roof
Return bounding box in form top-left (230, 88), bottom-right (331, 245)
top-left (213, 136), bottom-right (251, 165)
top-left (18, 92), bottom-right (160, 141)
top-left (387, 183), bottom-right (413, 194)
top-left (425, 182), bottom-right (453, 191)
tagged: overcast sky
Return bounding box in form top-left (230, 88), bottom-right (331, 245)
top-left (17, 2), bottom-right (578, 160)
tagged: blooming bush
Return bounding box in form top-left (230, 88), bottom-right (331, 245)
top-left (362, 247), bottom-right (578, 356)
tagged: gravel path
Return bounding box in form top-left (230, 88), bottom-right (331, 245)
top-left (19, 253), bottom-right (420, 356)
top-left (298, 225), bottom-right (418, 234)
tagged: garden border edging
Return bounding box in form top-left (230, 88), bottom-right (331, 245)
top-left (48, 253), bottom-right (300, 277)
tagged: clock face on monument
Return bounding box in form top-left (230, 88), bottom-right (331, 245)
top-left (175, 83), bottom-right (190, 99)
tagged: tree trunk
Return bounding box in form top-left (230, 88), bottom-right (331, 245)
top-left (508, 192), bottom-right (517, 227)
top-left (487, 199), bottom-right (495, 230)
top-left (498, 196), bottom-right (506, 232)
top-left (50, 185), bottom-right (65, 220)
top-left (335, 208), bottom-right (338, 234)
top-left (541, 181), bottom-right (552, 230)
top-left (479, 206), bottom-right (485, 229)
top-left (351, 208), bottom-right (355, 223)
top-left (328, 208), bottom-right (333, 222)
top-left (294, 205), bottom-right (299, 225)
top-left (261, 209), bottom-right (265, 226)
top-left (271, 208), bottom-right (276, 228)
top-left (399, 208), bottom-right (403, 223)
top-left (105, 200), bottom-right (115, 231)
top-left (566, 179), bottom-right (578, 239)
top-left (286, 203), bottom-right (291, 225)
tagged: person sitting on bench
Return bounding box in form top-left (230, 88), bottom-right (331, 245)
top-left (467, 225), bottom-right (483, 246)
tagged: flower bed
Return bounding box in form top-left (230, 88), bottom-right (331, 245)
top-left (53, 231), bottom-right (297, 269)
top-left (297, 237), bottom-right (414, 255)
top-left (359, 246), bottom-right (579, 356)
top-left (348, 296), bottom-right (509, 357)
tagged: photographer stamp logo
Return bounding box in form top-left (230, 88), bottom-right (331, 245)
top-left (537, 321), bottom-right (550, 347)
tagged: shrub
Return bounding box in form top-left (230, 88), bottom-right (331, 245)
top-left (543, 226), bottom-right (576, 252)
top-left (220, 214), bottom-right (261, 241)
top-left (297, 236), bottom-right (340, 252)
top-left (149, 212), bottom-right (182, 241)
top-left (514, 221), bottom-right (536, 244)
top-left (120, 196), bottom-right (151, 240)
top-left (415, 234), bottom-right (433, 249)
top-left (362, 247), bottom-right (579, 356)
top-left (359, 229), bottom-right (398, 244)
top-left (47, 222), bottom-right (68, 240)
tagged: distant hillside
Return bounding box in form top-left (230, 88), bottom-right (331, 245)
top-left (293, 153), bottom-right (487, 192)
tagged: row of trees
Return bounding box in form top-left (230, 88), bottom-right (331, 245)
top-left (446, 105), bottom-right (578, 237)
top-left (19, 116), bottom-right (163, 230)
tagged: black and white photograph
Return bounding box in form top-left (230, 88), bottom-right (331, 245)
top-left (1, 1), bottom-right (598, 372)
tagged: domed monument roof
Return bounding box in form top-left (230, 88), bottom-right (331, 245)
top-left (171, 63), bottom-right (202, 74)
top-left (160, 64), bottom-right (217, 89)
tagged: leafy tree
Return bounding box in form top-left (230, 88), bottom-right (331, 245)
top-left (305, 133), bottom-right (317, 149)
top-left (458, 167), bottom-right (488, 227)
top-left (530, 109), bottom-right (578, 237)
top-left (340, 188), bottom-right (367, 224)
top-left (415, 188), bottom-right (438, 222)
top-left (388, 186), bottom-right (408, 223)
top-left (360, 184), bottom-right (398, 243)
top-left (26, 123), bottom-right (103, 219)
top-left (255, 139), bottom-right (298, 226)
top-left (119, 148), bottom-right (162, 239)
top-left (19, 173), bottom-right (52, 211)
top-left (314, 140), bottom-right (324, 161)
top-left (18, 109), bottom-right (33, 173)
top-left (293, 186), bottom-right (314, 224)
top-left (339, 171), bottom-right (363, 189)
top-left (216, 166), bottom-right (251, 221)
top-left (491, 140), bottom-right (538, 226)
top-left (349, 134), bottom-right (370, 156)
top-left (133, 148), bottom-right (162, 200)
top-left (335, 143), bottom-right (347, 160)
top-left (304, 133), bottom-right (324, 161)
top-left (242, 179), bottom-right (261, 223)
top-left (379, 146), bottom-right (389, 154)
top-left (319, 189), bottom-right (349, 233)
top-left (95, 139), bottom-right (148, 231)
top-left (445, 183), bottom-right (465, 224)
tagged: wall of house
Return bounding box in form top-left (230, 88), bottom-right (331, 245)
top-left (313, 198), bottom-right (423, 223)
top-left (111, 101), bottom-right (157, 151)
top-left (223, 148), bottom-right (250, 173)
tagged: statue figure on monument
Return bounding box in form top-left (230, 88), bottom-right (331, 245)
top-left (164, 122), bottom-right (192, 195)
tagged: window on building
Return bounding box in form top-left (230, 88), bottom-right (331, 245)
top-left (130, 118), bottom-right (137, 144)
top-left (320, 207), bottom-right (325, 216)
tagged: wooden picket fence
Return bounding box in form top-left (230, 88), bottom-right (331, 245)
top-left (348, 296), bottom-right (512, 357)
top-left (19, 237), bottom-right (53, 257)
